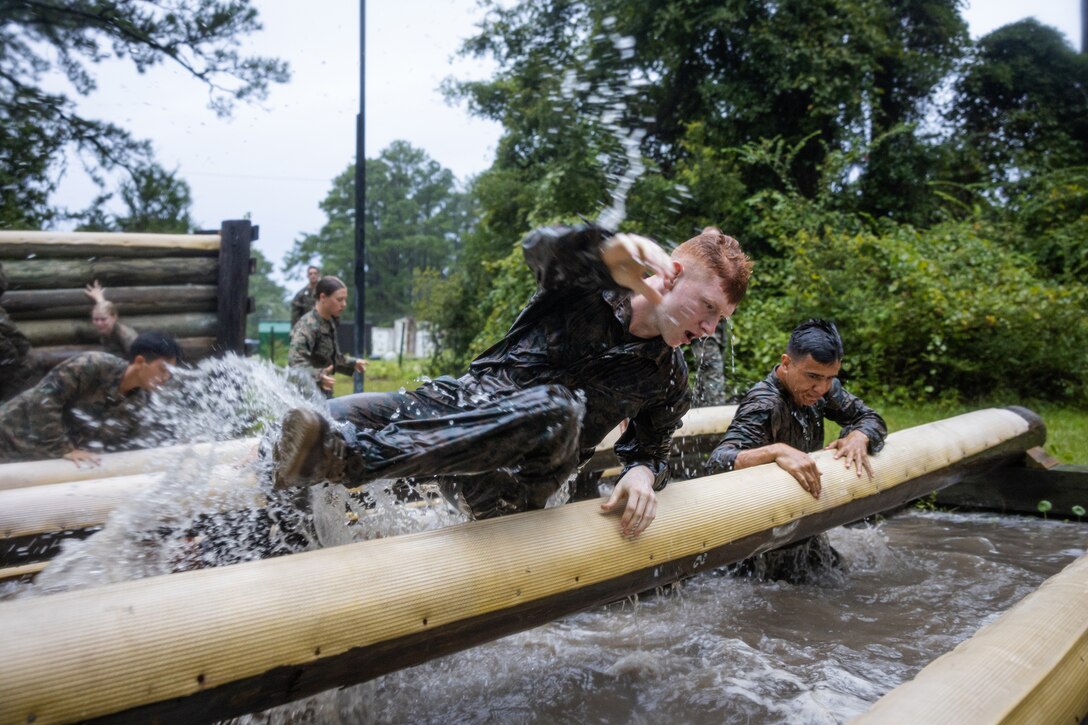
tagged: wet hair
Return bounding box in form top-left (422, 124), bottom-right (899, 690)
top-left (92, 300), bottom-right (118, 318)
top-left (673, 226), bottom-right (753, 305)
top-left (786, 319), bottom-right (843, 364)
top-left (315, 275), bottom-right (346, 299)
top-left (129, 331), bottom-right (183, 364)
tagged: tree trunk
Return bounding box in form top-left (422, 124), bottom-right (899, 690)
top-left (0, 258), bottom-right (218, 290)
top-left (18, 314), bottom-right (218, 346)
top-left (2, 286), bottom-right (217, 318)
top-left (0, 230), bottom-right (219, 256)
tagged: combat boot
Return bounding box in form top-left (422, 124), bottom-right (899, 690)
top-left (272, 408), bottom-right (349, 489)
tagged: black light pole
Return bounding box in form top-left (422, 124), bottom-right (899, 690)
top-left (1082, 0), bottom-right (1087, 54)
top-left (353, 0), bottom-right (367, 392)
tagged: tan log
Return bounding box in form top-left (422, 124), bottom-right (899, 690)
top-left (17, 312), bottom-right (218, 346)
top-left (0, 561), bottom-right (47, 583)
top-left (0, 230), bottom-right (220, 255)
top-left (0, 439), bottom-right (257, 491)
top-left (0, 408), bottom-right (1045, 724)
top-left (854, 551), bottom-right (1088, 725)
top-left (28, 336), bottom-right (219, 369)
top-left (4, 285), bottom-right (217, 320)
top-left (0, 467), bottom-right (263, 540)
top-left (1, 257), bottom-right (218, 290)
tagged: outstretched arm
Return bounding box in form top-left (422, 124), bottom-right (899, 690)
top-left (84, 280), bottom-right (106, 304)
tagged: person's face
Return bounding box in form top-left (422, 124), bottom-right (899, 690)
top-left (319, 287), bottom-right (348, 318)
top-left (91, 310), bottom-right (116, 334)
top-left (134, 356), bottom-right (175, 391)
top-left (656, 264), bottom-right (734, 348)
top-left (307, 267), bottom-right (321, 285)
top-left (779, 353), bottom-right (840, 407)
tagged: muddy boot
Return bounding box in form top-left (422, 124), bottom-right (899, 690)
top-left (272, 408), bottom-right (349, 489)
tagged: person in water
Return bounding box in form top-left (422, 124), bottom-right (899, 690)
top-left (705, 318), bottom-right (886, 581)
top-left (270, 224), bottom-right (752, 538)
top-left (0, 331), bottom-right (181, 466)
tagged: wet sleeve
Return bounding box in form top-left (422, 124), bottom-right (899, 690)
top-left (25, 361), bottom-right (85, 457)
top-left (521, 224), bottom-right (622, 292)
top-left (287, 322), bottom-right (323, 383)
top-left (825, 379), bottom-right (887, 453)
top-left (705, 393), bottom-right (776, 474)
top-left (613, 370), bottom-right (691, 491)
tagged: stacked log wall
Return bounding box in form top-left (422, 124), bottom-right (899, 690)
top-left (0, 222), bottom-right (256, 368)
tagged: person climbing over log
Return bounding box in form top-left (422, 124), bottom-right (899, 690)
top-left (290, 264), bottom-right (321, 328)
top-left (270, 224), bottom-right (753, 539)
top-left (0, 331), bottom-right (182, 466)
top-left (84, 280), bottom-right (138, 357)
top-left (705, 318), bottom-right (887, 581)
top-left (287, 275), bottom-right (367, 398)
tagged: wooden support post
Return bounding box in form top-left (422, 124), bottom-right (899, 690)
top-left (215, 220), bottom-right (256, 355)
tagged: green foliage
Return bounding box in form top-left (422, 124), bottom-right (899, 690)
top-left (247, 247), bottom-right (289, 338)
top-left (76, 163), bottom-right (195, 233)
top-left (0, 0), bottom-right (289, 227)
top-left (284, 142), bottom-right (470, 326)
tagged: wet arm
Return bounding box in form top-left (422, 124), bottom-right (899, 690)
top-left (825, 380), bottom-right (887, 453)
top-left (521, 224), bottom-right (620, 292)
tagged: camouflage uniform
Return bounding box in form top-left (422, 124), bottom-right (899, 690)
top-left (690, 319), bottom-right (728, 407)
top-left (328, 224), bottom-right (691, 520)
top-left (705, 367), bottom-right (887, 583)
top-left (290, 285), bottom-right (316, 328)
top-left (0, 264), bottom-right (34, 402)
top-left (101, 321), bottom-right (138, 357)
top-left (288, 309), bottom-right (358, 390)
top-left (0, 352), bottom-right (152, 462)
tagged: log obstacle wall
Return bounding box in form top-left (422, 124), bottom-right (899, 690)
top-left (0, 407), bottom-right (1046, 724)
top-left (0, 221), bottom-right (257, 366)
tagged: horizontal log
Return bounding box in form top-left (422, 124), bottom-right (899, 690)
top-left (1, 257), bottom-right (218, 290)
top-left (0, 560), bottom-right (47, 584)
top-left (4, 285), bottom-right (217, 320)
top-left (855, 551), bottom-right (1088, 724)
top-left (934, 463), bottom-right (1088, 519)
top-left (18, 312), bottom-right (218, 346)
top-left (0, 231), bottom-right (220, 256)
top-left (0, 408), bottom-right (1045, 724)
top-left (28, 337), bottom-right (218, 369)
top-left (0, 439), bottom-right (257, 491)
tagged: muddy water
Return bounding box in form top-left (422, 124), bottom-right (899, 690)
top-left (234, 510), bottom-right (1086, 724)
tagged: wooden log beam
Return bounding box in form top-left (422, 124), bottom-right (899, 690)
top-left (854, 551), bottom-right (1088, 724)
top-left (0, 439), bottom-right (257, 491)
top-left (933, 462), bottom-right (1088, 519)
top-left (4, 285), bottom-right (217, 320)
top-left (215, 220), bottom-right (255, 355)
top-left (28, 337), bottom-right (219, 369)
top-left (1, 257), bottom-right (218, 290)
top-left (0, 408), bottom-right (1045, 725)
top-left (0, 231), bottom-right (220, 257)
top-left (18, 312), bottom-right (218, 346)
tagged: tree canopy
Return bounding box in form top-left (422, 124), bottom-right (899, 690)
top-left (0, 0), bottom-right (289, 228)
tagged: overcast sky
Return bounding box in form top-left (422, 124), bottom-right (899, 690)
top-left (52, 1), bottom-right (1082, 289)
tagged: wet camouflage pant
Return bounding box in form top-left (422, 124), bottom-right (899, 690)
top-left (328, 376), bottom-right (583, 520)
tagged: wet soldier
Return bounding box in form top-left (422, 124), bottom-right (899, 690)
top-left (272, 224), bottom-right (753, 538)
top-left (290, 264), bottom-right (321, 328)
top-left (287, 275), bottom-right (367, 398)
top-left (0, 331), bottom-right (181, 466)
top-left (85, 280), bottom-right (138, 357)
top-left (705, 318), bottom-right (887, 582)
top-left (0, 263), bottom-right (35, 402)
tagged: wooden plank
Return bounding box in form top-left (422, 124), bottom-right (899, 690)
top-left (215, 220), bottom-right (255, 355)
top-left (0, 230), bottom-right (220, 252)
top-left (1, 257), bottom-right (218, 290)
top-left (0, 408), bottom-right (1045, 725)
top-left (4, 285), bottom-right (217, 319)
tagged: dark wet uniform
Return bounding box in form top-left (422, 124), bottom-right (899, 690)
top-left (705, 368), bottom-right (887, 583)
top-left (290, 285), bottom-right (316, 328)
top-left (0, 264), bottom-right (34, 402)
top-left (329, 224), bottom-right (691, 519)
top-left (0, 352), bottom-right (151, 462)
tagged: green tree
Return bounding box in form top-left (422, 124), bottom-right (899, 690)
top-left (0, 0), bottom-right (289, 227)
top-left (948, 19), bottom-right (1088, 187)
top-left (247, 247), bottom-right (289, 337)
top-left (77, 163), bottom-right (195, 233)
top-left (284, 141), bottom-right (471, 326)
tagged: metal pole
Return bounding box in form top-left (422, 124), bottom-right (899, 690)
top-left (353, 0), bottom-right (367, 392)
top-left (1082, 0), bottom-right (1087, 54)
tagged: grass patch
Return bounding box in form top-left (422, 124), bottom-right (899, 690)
top-left (332, 359), bottom-right (430, 397)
